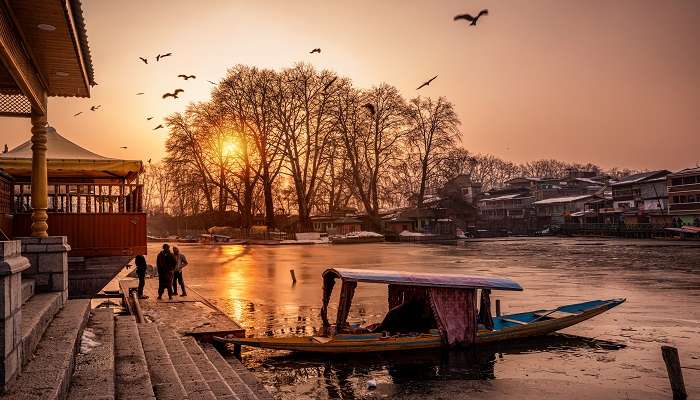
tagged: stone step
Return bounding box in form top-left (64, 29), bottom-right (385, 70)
top-left (19, 291), bottom-right (64, 367)
top-left (67, 308), bottom-right (115, 400)
top-left (0, 299), bottom-right (90, 400)
top-left (200, 342), bottom-right (273, 400)
top-left (115, 315), bottom-right (155, 400)
top-left (21, 278), bottom-right (35, 305)
top-left (181, 337), bottom-right (240, 400)
top-left (156, 326), bottom-right (217, 400)
top-left (137, 323), bottom-right (187, 400)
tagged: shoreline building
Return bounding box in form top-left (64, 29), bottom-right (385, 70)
top-left (667, 167), bottom-right (700, 225)
top-left (611, 170), bottom-right (671, 225)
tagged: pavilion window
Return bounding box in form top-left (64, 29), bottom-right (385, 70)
top-left (11, 183), bottom-right (143, 214)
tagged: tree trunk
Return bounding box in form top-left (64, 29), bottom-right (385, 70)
top-left (262, 163), bottom-right (275, 228)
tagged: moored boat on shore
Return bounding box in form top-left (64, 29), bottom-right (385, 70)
top-left (219, 268), bottom-right (625, 353)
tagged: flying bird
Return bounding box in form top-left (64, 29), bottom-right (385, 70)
top-left (153, 124), bottom-right (164, 130)
top-left (146, 116), bottom-right (154, 120)
top-left (147, 158), bottom-right (152, 164)
top-left (136, 92), bottom-right (144, 95)
top-left (139, 57), bottom-right (148, 64)
top-left (454, 9), bottom-right (488, 26)
top-left (363, 103), bottom-right (375, 116)
top-left (310, 48), bottom-right (321, 54)
top-left (162, 89), bottom-right (184, 99)
top-left (207, 80), bottom-right (216, 85)
top-left (178, 74), bottom-right (196, 80)
top-left (323, 77), bottom-right (337, 92)
top-left (416, 75), bottom-right (438, 90)
top-left (90, 105), bottom-right (101, 111)
top-left (156, 52), bottom-right (172, 62)
top-left (120, 146), bottom-right (127, 149)
top-left (73, 111), bottom-right (82, 117)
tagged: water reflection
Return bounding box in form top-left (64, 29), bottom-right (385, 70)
top-left (239, 334), bottom-right (625, 399)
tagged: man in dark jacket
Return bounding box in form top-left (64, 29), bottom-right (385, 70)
top-left (134, 254), bottom-right (149, 299)
top-left (156, 244), bottom-right (176, 300)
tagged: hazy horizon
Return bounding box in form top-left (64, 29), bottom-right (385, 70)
top-left (1, 0), bottom-right (698, 171)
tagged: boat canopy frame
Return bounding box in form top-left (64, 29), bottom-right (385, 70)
top-left (320, 268), bottom-right (523, 342)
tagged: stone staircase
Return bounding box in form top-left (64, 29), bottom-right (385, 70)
top-left (77, 312), bottom-right (272, 400)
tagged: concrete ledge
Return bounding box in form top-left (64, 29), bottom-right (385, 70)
top-left (114, 316), bottom-right (155, 400)
top-left (67, 308), bottom-right (115, 400)
top-left (0, 299), bottom-right (90, 400)
top-left (19, 292), bottom-right (63, 368)
top-left (200, 342), bottom-right (273, 400)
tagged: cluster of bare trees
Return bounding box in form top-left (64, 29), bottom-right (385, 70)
top-left (148, 63), bottom-right (461, 230)
top-left (144, 63), bottom-right (637, 229)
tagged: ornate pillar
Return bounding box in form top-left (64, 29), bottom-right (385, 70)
top-left (30, 108), bottom-right (48, 237)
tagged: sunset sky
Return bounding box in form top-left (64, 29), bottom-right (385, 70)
top-left (2, 0), bottom-right (698, 171)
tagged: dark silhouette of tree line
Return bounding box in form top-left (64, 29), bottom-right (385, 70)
top-left (145, 63), bottom-right (637, 230)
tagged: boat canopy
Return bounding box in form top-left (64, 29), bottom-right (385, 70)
top-left (322, 268), bottom-right (523, 291)
top-left (320, 268), bottom-right (522, 345)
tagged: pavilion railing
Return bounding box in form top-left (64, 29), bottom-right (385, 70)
top-left (12, 183), bottom-right (143, 214)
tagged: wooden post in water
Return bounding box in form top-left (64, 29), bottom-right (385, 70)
top-left (495, 299), bottom-right (501, 317)
top-left (290, 269), bottom-right (297, 284)
top-left (661, 346), bottom-right (687, 400)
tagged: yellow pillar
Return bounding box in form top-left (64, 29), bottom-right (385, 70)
top-left (30, 108), bottom-right (48, 237)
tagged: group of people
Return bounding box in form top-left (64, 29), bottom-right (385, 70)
top-left (133, 243), bottom-right (188, 300)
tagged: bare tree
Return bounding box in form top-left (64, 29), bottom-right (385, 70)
top-left (406, 96), bottom-right (461, 207)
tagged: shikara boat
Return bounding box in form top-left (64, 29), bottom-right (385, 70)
top-left (220, 268), bottom-right (625, 353)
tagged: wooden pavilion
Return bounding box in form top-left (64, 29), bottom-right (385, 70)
top-left (0, 1), bottom-right (146, 295)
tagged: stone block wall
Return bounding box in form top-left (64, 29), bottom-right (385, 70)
top-left (18, 237), bottom-right (70, 301)
top-left (0, 240), bottom-right (30, 390)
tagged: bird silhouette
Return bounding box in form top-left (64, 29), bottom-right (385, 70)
top-left (363, 103), bottom-right (376, 116)
top-left (454, 9), bottom-right (488, 26)
top-left (156, 52), bottom-right (172, 62)
top-left (120, 146), bottom-right (127, 149)
top-left (416, 75), bottom-right (438, 90)
top-left (147, 158), bottom-right (152, 164)
top-left (139, 57), bottom-right (148, 64)
top-left (136, 92), bottom-right (144, 95)
top-left (2, 144), bottom-right (7, 153)
top-left (162, 89), bottom-right (184, 99)
top-left (310, 48), bottom-right (321, 54)
top-left (153, 124), bottom-right (164, 130)
top-left (178, 74), bottom-right (196, 80)
top-left (207, 80), bottom-right (216, 85)
top-left (73, 111), bottom-right (82, 117)
top-left (323, 77), bottom-right (337, 92)
top-left (90, 105), bottom-right (101, 111)
top-left (146, 117), bottom-right (154, 120)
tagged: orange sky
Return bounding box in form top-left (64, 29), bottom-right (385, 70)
top-left (2, 0), bottom-right (699, 171)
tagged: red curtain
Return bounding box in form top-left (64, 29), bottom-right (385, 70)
top-left (429, 287), bottom-right (477, 346)
top-left (335, 281), bottom-right (357, 331)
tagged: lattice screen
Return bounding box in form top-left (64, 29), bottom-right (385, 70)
top-left (0, 89), bottom-right (31, 117)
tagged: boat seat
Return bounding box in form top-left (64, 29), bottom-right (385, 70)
top-left (500, 318), bottom-right (529, 325)
top-left (533, 310), bottom-right (578, 319)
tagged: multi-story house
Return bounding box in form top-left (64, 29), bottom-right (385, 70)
top-left (611, 170), bottom-right (671, 224)
top-left (667, 167), bottom-right (700, 226)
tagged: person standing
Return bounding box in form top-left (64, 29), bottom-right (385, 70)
top-left (172, 246), bottom-right (188, 296)
top-left (134, 254), bottom-right (149, 299)
top-left (156, 243), bottom-right (176, 300)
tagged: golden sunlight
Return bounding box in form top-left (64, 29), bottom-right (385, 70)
top-left (222, 138), bottom-right (238, 157)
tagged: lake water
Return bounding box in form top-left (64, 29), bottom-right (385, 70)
top-left (148, 238), bottom-right (700, 399)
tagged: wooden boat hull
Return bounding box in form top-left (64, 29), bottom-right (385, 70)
top-left (222, 298), bottom-right (625, 353)
top-left (331, 236), bottom-right (385, 244)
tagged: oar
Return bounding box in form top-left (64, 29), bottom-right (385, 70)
top-left (530, 306), bottom-right (565, 323)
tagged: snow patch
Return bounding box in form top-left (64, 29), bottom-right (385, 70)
top-left (79, 328), bottom-right (101, 354)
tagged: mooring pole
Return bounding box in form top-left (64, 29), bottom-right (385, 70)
top-left (496, 299), bottom-right (501, 317)
top-left (661, 346), bottom-right (687, 400)
top-left (290, 269), bottom-right (297, 284)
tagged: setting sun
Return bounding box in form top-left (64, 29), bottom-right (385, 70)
top-left (222, 139), bottom-right (238, 157)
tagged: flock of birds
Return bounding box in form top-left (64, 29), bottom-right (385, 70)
top-left (70, 9), bottom-right (489, 150)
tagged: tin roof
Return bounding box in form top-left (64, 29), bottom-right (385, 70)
top-left (533, 194), bottom-right (595, 205)
top-left (323, 268), bottom-right (523, 291)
